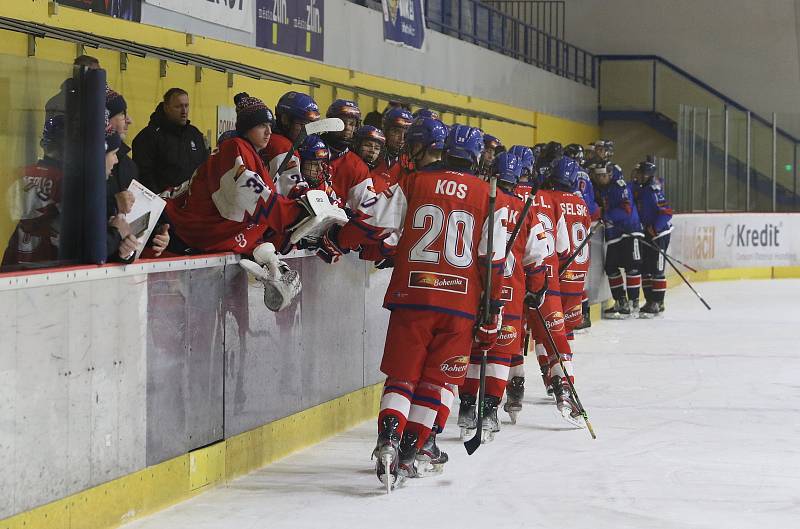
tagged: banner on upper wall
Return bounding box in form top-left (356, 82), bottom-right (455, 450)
top-left (59, 0), bottom-right (142, 21)
top-left (216, 105), bottom-right (236, 145)
top-left (255, 0), bottom-right (324, 61)
top-left (670, 213), bottom-right (800, 269)
top-left (381, 0), bottom-right (425, 50)
top-left (145, 0), bottom-right (254, 31)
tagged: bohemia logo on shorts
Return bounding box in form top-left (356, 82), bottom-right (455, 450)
top-left (564, 305), bottom-right (582, 323)
top-left (408, 271), bottom-right (468, 294)
top-left (496, 324), bottom-right (518, 347)
top-left (545, 310), bottom-right (565, 332)
top-left (440, 355), bottom-right (469, 379)
top-left (562, 270), bottom-right (586, 282)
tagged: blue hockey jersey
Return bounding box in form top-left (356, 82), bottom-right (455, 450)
top-left (633, 181), bottom-right (673, 238)
top-left (574, 170), bottom-right (600, 221)
top-left (598, 173), bottom-right (643, 242)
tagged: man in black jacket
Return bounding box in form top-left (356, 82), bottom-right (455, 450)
top-left (132, 88), bottom-right (208, 194)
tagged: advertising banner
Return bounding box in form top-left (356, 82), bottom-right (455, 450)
top-left (59, 0), bottom-right (142, 21)
top-left (256, 0), bottom-right (324, 61)
top-left (381, 0), bottom-right (425, 50)
top-left (216, 105), bottom-right (237, 145)
top-left (670, 213), bottom-right (800, 269)
top-left (145, 0), bottom-right (254, 32)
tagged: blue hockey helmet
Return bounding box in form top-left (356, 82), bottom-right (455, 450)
top-left (412, 108), bottom-right (440, 120)
top-left (508, 145), bottom-right (535, 176)
top-left (547, 156), bottom-right (580, 191)
top-left (276, 91), bottom-right (320, 124)
top-left (41, 115), bottom-right (65, 148)
top-left (406, 117), bottom-right (448, 150)
top-left (493, 151), bottom-right (521, 187)
top-left (483, 134), bottom-right (503, 154)
top-left (298, 134), bottom-right (330, 163)
top-left (444, 124), bottom-right (484, 167)
top-left (326, 99), bottom-right (361, 123)
top-left (353, 125), bottom-right (386, 148)
top-left (382, 106), bottom-right (414, 131)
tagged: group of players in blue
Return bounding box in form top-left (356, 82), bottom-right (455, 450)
top-left (564, 140), bottom-right (674, 320)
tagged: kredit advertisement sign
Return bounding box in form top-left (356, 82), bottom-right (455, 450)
top-left (671, 213), bottom-right (800, 268)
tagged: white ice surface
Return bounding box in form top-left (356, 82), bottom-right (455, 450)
top-left (125, 280), bottom-right (800, 529)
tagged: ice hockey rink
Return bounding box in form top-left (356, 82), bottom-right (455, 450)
top-left (125, 279), bottom-right (800, 529)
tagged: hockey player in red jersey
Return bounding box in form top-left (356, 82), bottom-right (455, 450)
top-left (320, 99), bottom-right (360, 162)
top-left (317, 124), bottom-right (507, 489)
top-left (545, 157), bottom-right (592, 339)
top-left (478, 133), bottom-right (503, 179)
top-left (371, 107), bottom-right (413, 191)
top-left (353, 125), bottom-right (386, 170)
top-left (260, 91), bottom-right (320, 195)
top-left (287, 135), bottom-right (342, 207)
top-left (2, 116), bottom-right (64, 268)
top-left (527, 155), bottom-right (587, 426)
top-left (458, 151), bottom-right (547, 441)
top-left (165, 93), bottom-right (318, 255)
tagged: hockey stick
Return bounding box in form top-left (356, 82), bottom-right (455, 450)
top-left (532, 305), bottom-right (596, 439)
top-left (273, 117), bottom-right (344, 177)
top-left (464, 176), bottom-right (498, 456)
top-left (558, 221), bottom-right (603, 277)
top-left (658, 248), bottom-right (711, 310)
top-left (638, 236), bottom-right (699, 273)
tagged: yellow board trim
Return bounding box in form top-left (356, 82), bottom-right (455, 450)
top-left (1, 382), bottom-right (384, 529)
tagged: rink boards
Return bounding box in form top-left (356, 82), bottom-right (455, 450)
top-left (1, 213), bottom-right (798, 527)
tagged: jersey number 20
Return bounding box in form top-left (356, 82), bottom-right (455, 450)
top-left (409, 205), bottom-right (475, 268)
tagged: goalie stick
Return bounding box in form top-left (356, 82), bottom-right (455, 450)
top-left (273, 118), bottom-right (344, 177)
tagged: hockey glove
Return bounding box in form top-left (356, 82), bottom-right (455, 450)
top-left (317, 224), bottom-right (347, 264)
top-left (524, 278), bottom-right (548, 309)
top-left (474, 301), bottom-right (504, 351)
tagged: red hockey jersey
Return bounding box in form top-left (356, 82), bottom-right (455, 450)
top-left (338, 167), bottom-right (507, 320)
top-left (260, 133), bottom-right (301, 196)
top-left (328, 150), bottom-right (376, 211)
top-left (1, 160), bottom-right (62, 267)
top-left (531, 189), bottom-right (571, 291)
top-left (496, 191), bottom-right (548, 319)
top-left (554, 191), bottom-right (592, 297)
top-left (165, 137), bottom-right (302, 254)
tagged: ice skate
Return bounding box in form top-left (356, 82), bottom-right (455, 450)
top-left (551, 376), bottom-right (585, 428)
top-left (415, 430), bottom-right (448, 476)
top-left (630, 299), bottom-right (640, 316)
top-left (374, 415), bottom-right (401, 493)
top-left (573, 311), bottom-right (591, 332)
top-left (638, 300), bottom-right (660, 318)
top-left (458, 394), bottom-right (477, 440)
top-left (397, 431), bottom-right (419, 480)
top-left (481, 396), bottom-right (501, 443)
top-left (503, 376), bottom-right (525, 424)
top-left (603, 298), bottom-right (631, 320)
top-left (658, 301), bottom-right (665, 313)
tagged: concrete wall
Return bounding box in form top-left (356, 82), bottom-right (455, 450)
top-left (563, 0), bottom-right (800, 135)
top-left (141, 0), bottom-right (597, 125)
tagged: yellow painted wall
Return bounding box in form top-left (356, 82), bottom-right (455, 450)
top-left (0, 1), bottom-right (598, 249)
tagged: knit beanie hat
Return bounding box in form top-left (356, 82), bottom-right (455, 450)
top-left (106, 87), bottom-right (127, 118)
top-left (234, 92), bottom-right (274, 134)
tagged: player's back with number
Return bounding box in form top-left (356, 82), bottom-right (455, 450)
top-left (531, 189), bottom-right (570, 286)
top-left (555, 191), bottom-right (592, 296)
top-left (386, 169), bottom-right (494, 320)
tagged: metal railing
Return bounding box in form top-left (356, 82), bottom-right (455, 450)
top-left (483, 1), bottom-right (565, 41)
top-left (597, 55), bottom-right (800, 212)
top-left (348, 0), bottom-right (595, 87)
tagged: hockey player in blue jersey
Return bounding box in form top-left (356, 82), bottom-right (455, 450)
top-left (591, 162), bottom-right (644, 318)
top-left (631, 161), bottom-right (674, 317)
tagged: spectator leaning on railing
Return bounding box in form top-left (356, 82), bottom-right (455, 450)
top-left (132, 87), bottom-right (208, 194)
